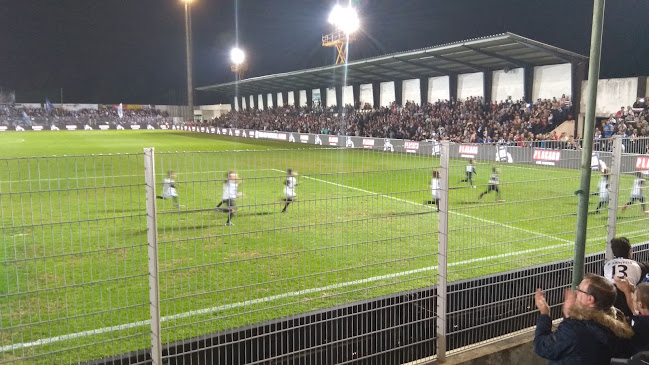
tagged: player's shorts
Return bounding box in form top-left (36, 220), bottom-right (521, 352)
top-left (629, 196), bottom-right (645, 204)
top-left (221, 199), bottom-right (236, 212)
top-left (284, 188), bottom-right (295, 200)
top-left (487, 184), bottom-right (499, 193)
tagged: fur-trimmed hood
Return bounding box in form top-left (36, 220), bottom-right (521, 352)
top-left (569, 305), bottom-right (634, 339)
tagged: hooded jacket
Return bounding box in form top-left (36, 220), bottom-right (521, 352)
top-left (534, 305), bottom-right (634, 365)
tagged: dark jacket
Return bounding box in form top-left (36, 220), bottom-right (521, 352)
top-left (534, 306), bottom-right (634, 365)
top-left (630, 315), bottom-right (649, 355)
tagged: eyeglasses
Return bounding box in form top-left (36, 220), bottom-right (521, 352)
top-left (575, 288), bottom-right (592, 296)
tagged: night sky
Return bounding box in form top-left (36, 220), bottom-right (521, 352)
top-left (1, 0), bottom-right (647, 105)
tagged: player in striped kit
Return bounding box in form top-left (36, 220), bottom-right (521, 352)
top-left (621, 172), bottom-right (648, 214)
top-left (216, 171), bottom-right (243, 226)
top-left (478, 167), bottom-right (503, 202)
top-left (425, 170), bottom-right (440, 212)
top-left (156, 170), bottom-right (182, 208)
top-left (594, 169), bottom-right (610, 214)
top-left (461, 159), bottom-right (477, 188)
top-left (281, 169), bottom-right (298, 213)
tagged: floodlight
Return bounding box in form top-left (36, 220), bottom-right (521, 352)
top-left (328, 4), bottom-right (360, 34)
top-left (230, 47), bottom-right (245, 65)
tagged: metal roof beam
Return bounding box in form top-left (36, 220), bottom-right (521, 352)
top-left (430, 54), bottom-right (487, 73)
top-left (351, 67), bottom-right (390, 81)
top-left (511, 40), bottom-right (574, 63)
top-left (370, 63), bottom-right (424, 80)
top-left (461, 45), bottom-right (530, 68)
top-left (393, 57), bottom-right (454, 76)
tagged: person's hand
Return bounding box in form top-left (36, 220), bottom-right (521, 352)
top-left (614, 277), bottom-right (634, 294)
top-left (535, 289), bottom-right (550, 315)
top-left (562, 288), bottom-right (576, 318)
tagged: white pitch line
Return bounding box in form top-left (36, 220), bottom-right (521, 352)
top-left (0, 234), bottom-right (574, 353)
top-left (276, 169), bottom-right (571, 244)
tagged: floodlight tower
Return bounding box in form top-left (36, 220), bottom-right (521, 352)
top-left (230, 47), bottom-right (248, 80)
top-left (322, 4), bottom-right (360, 65)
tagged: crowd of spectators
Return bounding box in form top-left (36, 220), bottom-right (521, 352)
top-left (0, 104), bottom-right (170, 126)
top-left (211, 96), bottom-right (649, 148)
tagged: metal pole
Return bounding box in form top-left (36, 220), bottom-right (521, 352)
top-left (605, 136), bottom-right (622, 261)
top-left (572, 0), bottom-right (606, 288)
top-left (144, 148), bottom-right (163, 365)
top-left (436, 140), bottom-right (450, 362)
top-left (185, 2), bottom-right (194, 123)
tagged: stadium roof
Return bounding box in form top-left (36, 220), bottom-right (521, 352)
top-left (198, 32), bottom-right (588, 99)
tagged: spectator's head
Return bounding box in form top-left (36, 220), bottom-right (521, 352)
top-left (578, 274), bottom-right (617, 310)
top-left (610, 237), bottom-right (631, 258)
top-left (633, 283), bottom-right (649, 315)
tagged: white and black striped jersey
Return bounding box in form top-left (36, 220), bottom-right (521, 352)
top-left (466, 165), bottom-right (476, 174)
top-left (162, 178), bottom-right (177, 198)
top-left (631, 178), bottom-right (645, 198)
top-left (489, 174), bottom-right (499, 185)
top-left (604, 258), bottom-right (643, 285)
top-left (431, 178), bottom-right (440, 199)
top-left (284, 176), bottom-right (297, 198)
top-left (222, 180), bottom-right (239, 200)
top-left (599, 176), bottom-right (609, 200)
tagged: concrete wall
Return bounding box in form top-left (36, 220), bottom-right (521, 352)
top-left (429, 76), bottom-right (450, 102)
top-left (533, 63), bottom-right (571, 100)
top-left (458, 72), bottom-right (484, 100)
top-left (380, 81), bottom-right (395, 107)
top-left (360, 83), bottom-right (373, 106)
top-left (342, 85), bottom-right (353, 106)
top-left (580, 77), bottom-right (638, 117)
top-left (403, 79), bottom-right (421, 105)
top-left (492, 68), bottom-right (524, 102)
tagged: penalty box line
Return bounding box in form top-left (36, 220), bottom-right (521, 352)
top-left (0, 233), bottom-right (574, 353)
top-left (273, 169), bottom-right (571, 244)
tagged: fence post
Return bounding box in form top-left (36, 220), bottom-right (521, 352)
top-left (144, 148), bottom-right (163, 365)
top-left (605, 136), bottom-right (623, 261)
top-left (436, 141), bottom-right (450, 362)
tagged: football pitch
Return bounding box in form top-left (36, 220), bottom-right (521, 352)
top-left (1, 131), bottom-right (647, 364)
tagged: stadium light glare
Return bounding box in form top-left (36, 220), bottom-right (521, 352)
top-left (230, 47), bottom-right (246, 65)
top-left (328, 4), bottom-right (360, 34)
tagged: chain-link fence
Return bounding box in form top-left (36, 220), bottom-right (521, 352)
top-left (1, 136), bottom-right (648, 364)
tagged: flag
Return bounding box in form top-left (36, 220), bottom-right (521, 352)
top-left (45, 98), bottom-right (53, 113)
top-left (117, 103), bottom-right (124, 118)
top-left (21, 110), bottom-right (32, 126)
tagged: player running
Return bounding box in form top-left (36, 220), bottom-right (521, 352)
top-left (425, 170), bottom-right (441, 212)
top-left (156, 170), bottom-right (182, 208)
top-left (621, 172), bottom-right (648, 214)
top-left (216, 171), bottom-right (243, 226)
top-left (281, 169), bottom-right (298, 213)
top-left (478, 167), bottom-right (503, 202)
top-left (461, 159), bottom-right (477, 188)
top-left (594, 168), bottom-right (610, 214)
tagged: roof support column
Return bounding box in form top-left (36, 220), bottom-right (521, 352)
top-left (352, 83), bottom-right (361, 109)
top-left (483, 71), bottom-right (492, 104)
top-left (281, 91), bottom-right (288, 107)
top-left (394, 79), bottom-right (403, 106)
top-left (294, 90), bottom-right (301, 107)
top-left (420, 77), bottom-right (429, 106)
top-left (524, 66), bottom-right (534, 103)
top-left (262, 94), bottom-right (268, 110)
top-left (320, 87), bottom-right (327, 109)
top-left (306, 89), bottom-right (313, 109)
top-left (271, 93), bottom-right (278, 110)
top-left (336, 86), bottom-right (343, 111)
top-left (372, 82), bottom-right (381, 108)
top-left (449, 74), bottom-right (458, 103)
top-left (230, 98), bottom-right (236, 112)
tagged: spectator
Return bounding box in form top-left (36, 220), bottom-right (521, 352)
top-left (533, 274), bottom-right (633, 365)
top-left (614, 278), bottom-right (649, 356)
top-left (604, 237), bottom-right (649, 317)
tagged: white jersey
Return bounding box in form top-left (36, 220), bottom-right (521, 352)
top-left (599, 176), bottom-right (609, 201)
top-left (489, 174), bottom-right (499, 185)
top-left (430, 178), bottom-right (440, 199)
top-left (162, 178), bottom-right (177, 198)
top-left (631, 178), bottom-right (645, 198)
top-left (466, 165), bottom-right (476, 174)
top-left (604, 258), bottom-right (643, 285)
top-left (222, 180), bottom-right (239, 200)
top-left (284, 176), bottom-right (297, 198)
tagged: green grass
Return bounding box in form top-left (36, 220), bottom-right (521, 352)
top-left (0, 130), bottom-right (647, 364)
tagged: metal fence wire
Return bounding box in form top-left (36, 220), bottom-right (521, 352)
top-left (0, 136), bottom-right (647, 365)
